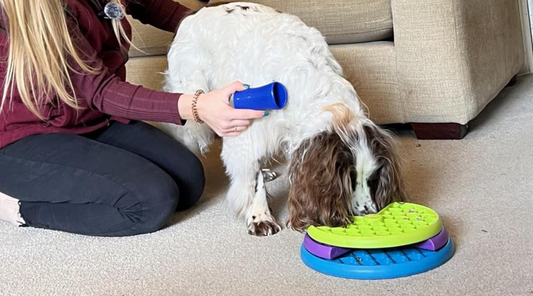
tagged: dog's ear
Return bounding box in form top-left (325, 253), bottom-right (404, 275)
top-left (364, 123), bottom-right (407, 210)
top-left (286, 132), bottom-right (353, 232)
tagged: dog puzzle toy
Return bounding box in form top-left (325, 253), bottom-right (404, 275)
top-left (413, 228), bottom-right (449, 251)
top-left (306, 202), bottom-right (442, 249)
top-left (232, 82), bottom-right (288, 110)
top-left (300, 237), bottom-right (455, 280)
top-left (304, 227), bottom-right (449, 260)
top-left (301, 202), bottom-right (455, 279)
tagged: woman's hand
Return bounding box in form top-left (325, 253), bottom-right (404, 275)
top-left (178, 81), bottom-right (267, 137)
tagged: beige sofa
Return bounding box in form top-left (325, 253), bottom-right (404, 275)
top-left (125, 0), bottom-right (524, 139)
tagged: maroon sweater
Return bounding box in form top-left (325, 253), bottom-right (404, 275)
top-left (0, 0), bottom-right (192, 149)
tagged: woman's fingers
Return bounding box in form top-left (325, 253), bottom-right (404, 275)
top-left (219, 117), bottom-right (257, 130)
top-left (228, 109), bottom-right (266, 120)
top-left (222, 127), bottom-right (246, 137)
top-left (198, 81), bottom-right (270, 138)
top-left (229, 119), bottom-right (252, 126)
top-left (214, 125), bottom-right (249, 137)
top-left (224, 81), bottom-right (249, 95)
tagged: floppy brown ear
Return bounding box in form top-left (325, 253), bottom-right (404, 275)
top-left (364, 123), bottom-right (407, 210)
top-left (286, 132), bottom-right (354, 232)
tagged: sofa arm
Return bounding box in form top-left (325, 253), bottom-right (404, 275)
top-left (391, 0), bottom-right (524, 124)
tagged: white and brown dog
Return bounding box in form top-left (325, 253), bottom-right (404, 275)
top-left (156, 2), bottom-right (407, 236)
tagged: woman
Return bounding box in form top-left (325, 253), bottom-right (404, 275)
top-left (0, 0), bottom-right (265, 236)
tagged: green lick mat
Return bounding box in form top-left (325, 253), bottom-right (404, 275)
top-left (306, 202), bottom-right (442, 249)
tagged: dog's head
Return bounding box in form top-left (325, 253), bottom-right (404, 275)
top-left (287, 104), bottom-right (407, 231)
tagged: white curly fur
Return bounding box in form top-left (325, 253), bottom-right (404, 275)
top-left (156, 2), bottom-right (401, 235)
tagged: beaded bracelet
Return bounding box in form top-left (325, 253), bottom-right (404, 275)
top-left (191, 89), bottom-right (205, 124)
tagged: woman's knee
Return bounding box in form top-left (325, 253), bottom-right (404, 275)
top-left (176, 154), bottom-right (205, 211)
top-left (124, 169), bottom-right (180, 235)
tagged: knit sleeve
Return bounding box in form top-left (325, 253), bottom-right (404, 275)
top-left (67, 14), bottom-right (184, 124)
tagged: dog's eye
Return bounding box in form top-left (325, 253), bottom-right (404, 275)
top-left (350, 170), bottom-right (357, 190)
top-left (367, 171), bottom-right (379, 181)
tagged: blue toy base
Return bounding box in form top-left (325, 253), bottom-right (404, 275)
top-left (301, 238), bottom-right (454, 280)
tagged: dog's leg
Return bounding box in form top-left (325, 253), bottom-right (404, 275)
top-left (223, 143), bottom-right (281, 236)
top-left (246, 170), bottom-right (281, 236)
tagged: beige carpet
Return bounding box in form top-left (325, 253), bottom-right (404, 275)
top-left (2, 75), bottom-right (533, 296)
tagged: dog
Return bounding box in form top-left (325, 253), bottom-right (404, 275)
top-left (156, 2), bottom-right (407, 236)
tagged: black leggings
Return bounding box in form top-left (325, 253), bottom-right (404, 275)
top-left (0, 121), bottom-right (205, 237)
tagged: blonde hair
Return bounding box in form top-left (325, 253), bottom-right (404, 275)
top-left (0, 0), bottom-right (131, 120)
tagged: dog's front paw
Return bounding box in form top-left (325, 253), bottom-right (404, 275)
top-left (247, 213), bottom-right (282, 236)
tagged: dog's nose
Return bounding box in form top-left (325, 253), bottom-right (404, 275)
top-left (353, 208), bottom-right (368, 216)
top-left (362, 204), bottom-right (378, 215)
top-left (365, 203), bottom-right (378, 214)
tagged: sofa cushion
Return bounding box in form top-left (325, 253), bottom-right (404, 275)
top-left (128, 17), bottom-right (174, 57)
top-left (207, 0), bottom-right (393, 45)
top-left (126, 56), bottom-right (169, 91)
top-left (128, 0), bottom-right (393, 57)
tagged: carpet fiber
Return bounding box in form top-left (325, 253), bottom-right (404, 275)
top-left (2, 76), bottom-right (533, 296)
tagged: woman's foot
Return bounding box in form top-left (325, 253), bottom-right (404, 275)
top-left (0, 191), bottom-right (25, 226)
